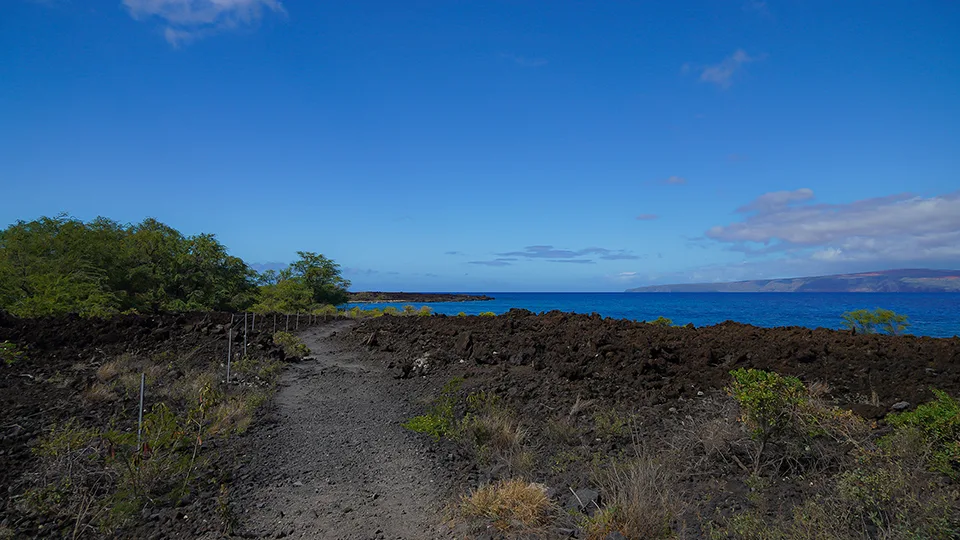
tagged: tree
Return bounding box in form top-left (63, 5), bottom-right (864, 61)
top-left (252, 279), bottom-right (315, 314)
top-left (841, 308), bottom-right (910, 335)
top-left (288, 251), bottom-right (351, 306)
top-left (0, 215), bottom-right (257, 316)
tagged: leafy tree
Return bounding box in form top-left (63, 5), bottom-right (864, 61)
top-left (841, 308), bottom-right (910, 335)
top-left (252, 279), bottom-right (315, 314)
top-left (288, 251), bottom-right (351, 306)
top-left (0, 215), bottom-right (257, 316)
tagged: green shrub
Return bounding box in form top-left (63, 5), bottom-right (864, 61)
top-left (649, 316), bottom-right (673, 327)
top-left (272, 332), bottom-right (309, 357)
top-left (593, 408), bottom-right (633, 440)
top-left (402, 377), bottom-right (463, 440)
top-left (1, 341), bottom-right (23, 366)
top-left (402, 304), bottom-right (416, 315)
top-left (886, 389), bottom-right (960, 477)
top-left (479, 311), bottom-right (496, 317)
top-left (729, 368), bottom-right (807, 472)
top-left (841, 308), bottom-right (910, 335)
top-left (383, 306), bottom-right (399, 315)
top-left (418, 305), bottom-right (433, 316)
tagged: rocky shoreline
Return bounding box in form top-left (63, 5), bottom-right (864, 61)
top-left (347, 292), bottom-right (494, 303)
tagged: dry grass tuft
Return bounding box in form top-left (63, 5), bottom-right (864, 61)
top-left (589, 454), bottom-right (678, 539)
top-left (208, 396), bottom-right (255, 437)
top-left (83, 382), bottom-right (118, 403)
top-left (461, 479), bottom-right (555, 532)
top-left (96, 360), bottom-right (124, 382)
top-left (568, 395), bottom-right (596, 417)
top-left (460, 406), bottom-right (531, 475)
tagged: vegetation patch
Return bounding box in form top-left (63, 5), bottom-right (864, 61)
top-left (461, 479), bottom-right (556, 533)
top-left (273, 331), bottom-right (310, 358)
top-left (401, 377), bottom-right (462, 440)
top-left (841, 308), bottom-right (910, 335)
top-left (0, 340), bottom-right (23, 366)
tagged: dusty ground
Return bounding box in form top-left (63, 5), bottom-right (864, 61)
top-left (225, 320), bottom-right (455, 539)
top-left (4, 310), bottom-right (960, 538)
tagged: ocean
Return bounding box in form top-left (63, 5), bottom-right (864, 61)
top-left (347, 292), bottom-right (960, 338)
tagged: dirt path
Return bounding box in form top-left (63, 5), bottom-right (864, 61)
top-left (227, 321), bottom-right (454, 539)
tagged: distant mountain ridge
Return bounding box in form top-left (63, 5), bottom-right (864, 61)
top-left (627, 269), bottom-right (960, 293)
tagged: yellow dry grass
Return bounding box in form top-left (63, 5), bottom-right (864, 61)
top-left (461, 479), bottom-right (554, 532)
top-left (207, 397), bottom-right (254, 437)
top-left (96, 360), bottom-right (124, 382)
top-left (587, 455), bottom-right (677, 539)
top-left (83, 382), bottom-right (118, 403)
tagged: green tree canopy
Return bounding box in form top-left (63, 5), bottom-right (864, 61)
top-left (0, 215), bottom-right (257, 316)
top-left (251, 252), bottom-right (351, 313)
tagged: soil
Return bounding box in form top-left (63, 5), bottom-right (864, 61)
top-left (3, 309), bottom-right (960, 538)
top-left (0, 311), bottom-right (322, 538)
top-left (348, 293), bottom-right (494, 303)
top-left (221, 320), bottom-right (456, 539)
top-left (342, 310), bottom-right (960, 417)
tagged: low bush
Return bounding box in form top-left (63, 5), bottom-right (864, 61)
top-left (272, 331), bottom-right (309, 357)
top-left (401, 377), bottom-right (463, 440)
top-left (729, 368), bottom-right (807, 472)
top-left (885, 388), bottom-right (960, 478)
top-left (1, 341), bottom-right (23, 366)
top-left (649, 316), bottom-right (673, 327)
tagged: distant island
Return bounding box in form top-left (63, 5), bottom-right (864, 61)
top-left (348, 292), bottom-right (494, 303)
top-left (627, 269), bottom-right (960, 293)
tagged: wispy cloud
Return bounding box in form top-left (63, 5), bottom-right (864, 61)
top-left (663, 175), bottom-right (687, 185)
top-left (498, 245), bottom-right (640, 261)
top-left (547, 259), bottom-right (596, 264)
top-left (635, 214), bottom-right (659, 221)
top-left (706, 189), bottom-right (960, 264)
top-left (469, 258), bottom-right (516, 267)
top-left (736, 188), bottom-right (814, 213)
top-left (501, 53), bottom-right (548, 67)
top-left (123, 0), bottom-right (284, 46)
top-left (444, 251), bottom-right (464, 256)
top-left (689, 49), bottom-right (763, 89)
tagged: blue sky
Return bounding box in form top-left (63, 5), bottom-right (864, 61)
top-left (2, 1), bottom-right (958, 291)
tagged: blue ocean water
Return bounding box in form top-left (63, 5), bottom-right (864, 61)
top-left (347, 293), bottom-right (960, 338)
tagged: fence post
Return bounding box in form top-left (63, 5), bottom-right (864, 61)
top-left (273, 313), bottom-right (277, 333)
top-left (286, 314), bottom-right (289, 331)
top-left (252, 312), bottom-right (256, 332)
top-left (227, 314), bottom-right (234, 383)
top-left (136, 372), bottom-right (145, 452)
top-left (243, 312), bottom-right (248, 358)
top-left (296, 312), bottom-right (300, 330)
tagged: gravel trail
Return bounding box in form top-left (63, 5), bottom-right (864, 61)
top-left (229, 321), bottom-right (453, 539)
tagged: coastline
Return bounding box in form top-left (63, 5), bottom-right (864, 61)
top-left (347, 292), bottom-right (494, 303)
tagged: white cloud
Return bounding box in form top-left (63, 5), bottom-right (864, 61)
top-left (736, 188), bottom-right (814, 213)
top-left (696, 49), bottom-right (761, 89)
top-left (124, 0), bottom-right (284, 45)
top-left (706, 189), bottom-right (960, 263)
